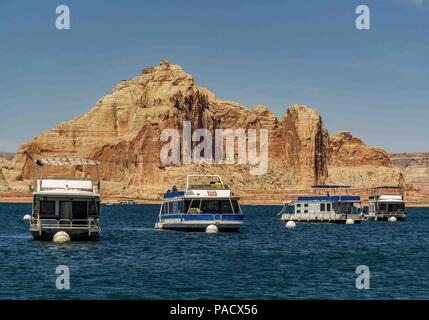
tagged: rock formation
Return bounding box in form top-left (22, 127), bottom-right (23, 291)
top-left (327, 131), bottom-right (403, 189)
top-left (390, 153), bottom-right (429, 195)
top-left (0, 156), bottom-right (10, 192)
top-left (0, 60), bottom-right (405, 201)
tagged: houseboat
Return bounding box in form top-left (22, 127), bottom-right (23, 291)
top-left (29, 158), bottom-right (101, 240)
top-left (155, 175), bottom-right (244, 232)
top-left (366, 186), bottom-right (406, 221)
top-left (119, 200), bottom-right (136, 205)
top-left (279, 185), bottom-right (364, 224)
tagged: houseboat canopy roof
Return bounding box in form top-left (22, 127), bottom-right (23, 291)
top-left (373, 186), bottom-right (403, 189)
top-left (164, 189), bottom-right (236, 199)
top-left (35, 178), bottom-right (100, 196)
top-left (296, 195), bottom-right (360, 202)
top-left (163, 175), bottom-right (237, 200)
top-left (35, 158), bottom-right (101, 167)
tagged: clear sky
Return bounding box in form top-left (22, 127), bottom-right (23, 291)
top-left (0, 0), bottom-right (428, 153)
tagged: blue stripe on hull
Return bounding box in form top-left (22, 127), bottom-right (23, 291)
top-left (159, 214), bottom-right (244, 221)
top-left (160, 226), bottom-right (240, 232)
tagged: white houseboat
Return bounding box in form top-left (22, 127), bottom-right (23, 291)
top-left (118, 200), bottom-right (137, 205)
top-left (279, 185), bottom-right (364, 224)
top-left (155, 175), bottom-right (244, 232)
top-left (29, 158), bottom-right (102, 240)
top-left (366, 186), bottom-right (406, 221)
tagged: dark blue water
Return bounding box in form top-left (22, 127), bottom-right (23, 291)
top-left (0, 203), bottom-right (428, 299)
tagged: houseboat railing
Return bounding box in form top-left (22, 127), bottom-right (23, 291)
top-left (280, 213), bottom-right (347, 221)
top-left (376, 209), bottom-right (405, 215)
top-left (33, 219), bottom-right (99, 229)
top-left (186, 174), bottom-right (226, 190)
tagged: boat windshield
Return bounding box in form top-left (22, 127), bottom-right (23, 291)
top-left (334, 202), bottom-right (359, 215)
top-left (379, 203), bottom-right (405, 211)
top-left (38, 197), bottom-right (100, 219)
top-left (282, 204), bottom-right (295, 214)
top-left (185, 199), bottom-right (240, 214)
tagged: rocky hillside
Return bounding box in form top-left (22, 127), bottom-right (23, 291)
top-left (0, 60), bottom-right (404, 200)
top-left (0, 156), bottom-right (10, 192)
top-left (390, 153), bottom-right (429, 195)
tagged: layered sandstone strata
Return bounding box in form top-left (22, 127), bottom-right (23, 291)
top-left (390, 153), bottom-right (429, 194)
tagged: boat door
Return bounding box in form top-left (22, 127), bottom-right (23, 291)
top-left (59, 201), bottom-right (73, 221)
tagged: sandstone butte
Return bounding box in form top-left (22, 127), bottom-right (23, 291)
top-left (0, 60), bottom-right (427, 204)
top-left (390, 153), bottom-right (429, 196)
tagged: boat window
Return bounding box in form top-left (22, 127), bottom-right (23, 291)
top-left (72, 201), bottom-right (88, 219)
top-left (297, 203), bottom-right (301, 207)
top-left (88, 201), bottom-right (100, 216)
top-left (231, 200), bottom-right (239, 214)
top-left (304, 210), bottom-right (308, 213)
top-left (338, 202), bottom-right (353, 214)
top-left (388, 203), bottom-right (405, 211)
top-left (163, 203), bottom-right (170, 214)
top-left (163, 202), bottom-right (170, 214)
top-left (327, 203), bottom-right (331, 211)
top-left (304, 203), bottom-right (308, 207)
top-left (197, 199), bottom-right (239, 214)
top-left (185, 199), bottom-right (202, 214)
top-left (172, 201), bottom-right (180, 214)
top-left (296, 210), bottom-right (301, 213)
top-left (320, 203), bottom-right (326, 212)
top-left (40, 201), bottom-right (56, 216)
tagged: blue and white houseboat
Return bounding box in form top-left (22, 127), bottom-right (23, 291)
top-left (279, 185), bottom-right (364, 224)
top-left (366, 186), bottom-right (406, 221)
top-left (155, 175), bottom-right (244, 232)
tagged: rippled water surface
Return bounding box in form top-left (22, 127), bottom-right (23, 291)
top-left (0, 203), bottom-right (428, 299)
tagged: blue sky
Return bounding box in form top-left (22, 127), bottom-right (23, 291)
top-left (0, 0), bottom-right (428, 153)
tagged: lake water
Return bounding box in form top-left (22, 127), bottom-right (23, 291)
top-left (0, 203), bottom-right (428, 299)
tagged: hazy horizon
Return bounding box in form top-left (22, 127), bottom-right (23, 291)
top-left (1, 0), bottom-right (428, 153)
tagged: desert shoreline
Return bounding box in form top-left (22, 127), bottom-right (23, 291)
top-left (1, 194), bottom-right (428, 207)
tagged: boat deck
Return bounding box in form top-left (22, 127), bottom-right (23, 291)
top-left (365, 212), bottom-right (406, 221)
top-left (281, 213), bottom-right (363, 224)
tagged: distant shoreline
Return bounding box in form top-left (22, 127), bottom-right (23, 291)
top-left (1, 194), bottom-right (428, 207)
